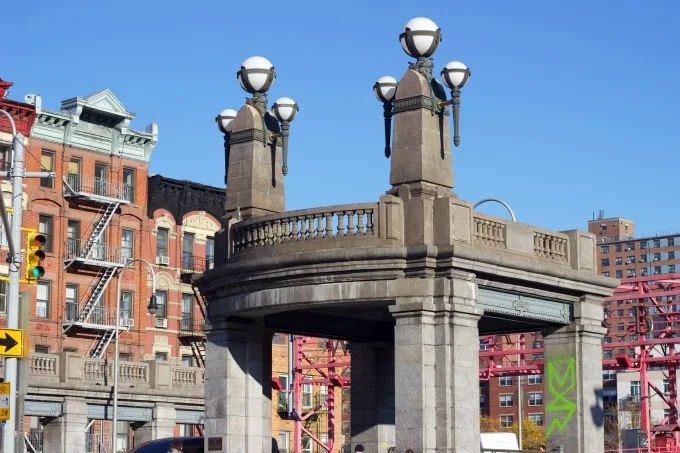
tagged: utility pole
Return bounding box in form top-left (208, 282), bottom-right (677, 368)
top-left (0, 109), bottom-right (54, 453)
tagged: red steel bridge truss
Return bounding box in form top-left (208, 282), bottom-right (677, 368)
top-left (479, 274), bottom-right (680, 452)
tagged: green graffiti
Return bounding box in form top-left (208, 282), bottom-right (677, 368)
top-left (545, 358), bottom-right (577, 438)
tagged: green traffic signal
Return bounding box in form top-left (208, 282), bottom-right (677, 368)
top-left (31, 266), bottom-right (45, 278)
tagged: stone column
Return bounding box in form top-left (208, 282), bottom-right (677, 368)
top-left (134, 403), bottom-right (176, 446)
top-left (204, 322), bottom-right (273, 453)
top-left (349, 342), bottom-right (395, 453)
top-left (543, 295), bottom-right (606, 453)
top-left (389, 278), bottom-right (481, 453)
top-left (42, 397), bottom-right (87, 453)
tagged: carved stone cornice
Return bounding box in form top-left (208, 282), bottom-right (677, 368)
top-left (229, 128), bottom-right (265, 145)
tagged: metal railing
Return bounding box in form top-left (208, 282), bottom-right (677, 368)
top-left (64, 303), bottom-right (130, 326)
top-left (179, 317), bottom-right (205, 334)
top-left (66, 173), bottom-right (126, 201)
top-left (64, 239), bottom-right (124, 265)
top-left (180, 255), bottom-right (215, 273)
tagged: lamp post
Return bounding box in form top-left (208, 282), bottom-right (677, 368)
top-left (373, 77), bottom-right (398, 158)
top-left (216, 109), bottom-right (237, 185)
top-left (112, 259), bottom-right (158, 452)
top-left (233, 56), bottom-right (298, 175)
top-left (375, 17), bottom-right (471, 148)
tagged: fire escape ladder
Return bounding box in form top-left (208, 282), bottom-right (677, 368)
top-left (77, 267), bottom-right (117, 323)
top-left (90, 329), bottom-right (116, 359)
top-left (79, 202), bottom-right (119, 260)
top-left (191, 340), bottom-right (206, 367)
top-left (192, 285), bottom-right (208, 320)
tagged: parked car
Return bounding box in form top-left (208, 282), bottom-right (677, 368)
top-left (129, 437), bottom-right (204, 453)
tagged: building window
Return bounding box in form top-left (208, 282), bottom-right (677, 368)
top-left (528, 374), bottom-right (542, 385)
top-left (480, 394), bottom-right (485, 408)
top-left (629, 334), bottom-right (638, 341)
top-left (499, 376), bottom-right (513, 387)
top-left (40, 151), bottom-right (54, 188)
top-left (626, 243), bottom-right (635, 251)
top-left (0, 211), bottom-right (10, 247)
top-left (278, 374), bottom-right (289, 391)
top-left (669, 238), bottom-right (676, 247)
top-left (640, 241), bottom-right (648, 250)
top-left (206, 237), bottom-right (215, 270)
top-left (120, 291), bottom-right (133, 321)
top-left (94, 163), bottom-right (108, 196)
top-left (119, 353), bottom-right (131, 361)
top-left (178, 424), bottom-right (194, 437)
top-left (479, 338), bottom-right (489, 351)
top-left (626, 255), bottom-right (635, 264)
top-left (36, 281), bottom-right (50, 318)
top-left (603, 389), bottom-right (617, 403)
top-left (669, 251), bottom-right (676, 260)
top-left (65, 284), bottom-right (78, 321)
top-left (615, 244), bottom-right (622, 252)
top-left (122, 167), bottom-right (135, 203)
top-left (182, 355), bottom-right (194, 367)
top-left (664, 379), bottom-right (670, 394)
top-left (528, 414), bottom-right (543, 426)
top-left (499, 394), bottom-right (513, 407)
top-left (302, 377), bottom-right (312, 408)
top-left (156, 229), bottom-right (169, 262)
top-left (601, 258), bottom-right (610, 267)
top-left (627, 269), bottom-right (636, 277)
top-left (616, 270), bottom-right (623, 278)
top-left (616, 309), bottom-right (624, 316)
top-left (182, 233), bottom-right (194, 269)
top-left (601, 246), bottom-right (609, 254)
top-left (116, 421), bottom-right (129, 453)
top-left (155, 290), bottom-right (167, 319)
top-left (66, 220), bottom-right (80, 256)
top-left (182, 294), bottom-right (193, 330)
top-left (528, 392), bottom-right (543, 406)
top-left (35, 345), bottom-right (49, 354)
top-left (301, 436), bottom-right (312, 453)
top-left (0, 143), bottom-right (9, 171)
top-left (602, 271), bottom-right (610, 277)
top-left (654, 239), bottom-right (661, 248)
top-left (67, 158), bottom-right (81, 191)
top-left (38, 215), bottom-right (53, 252)
top-left (320, 385), bottom-right (328, 404)
top-left (0, 280), bottom-right (6, 314)
top-left (615, 257), bottom-right (622, 265)
top-left (670, 265), bottom-right (676, 273)
top-left (654, 253), bottom-right (661, 261)
top-left (278, 432), bottom-right (290, 453)
top-left (603, 350), bottom-right (613, 359)
top-left (630, 381), bottom-right (640, 396)
top-left (601, 224), bottom-right (608, 231)
top-left (640, 254), bottom-right (648, 263)
top-left (654, 266), bottom-right (662, 275)
top-left (602, 370), bottom-right (616, 381)
top-left (500, 415), bottom-right (513, 428)
top-left (155, 352), bottom-right (168, 361)
top-left (121, 229), bottom-right (134, 264)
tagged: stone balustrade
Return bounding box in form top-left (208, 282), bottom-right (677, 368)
top-left (473, 213), bottom-right (507, 249)
top-left (24, 353), bottom-right (204, 393)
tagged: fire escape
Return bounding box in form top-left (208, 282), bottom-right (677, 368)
top-left (179, 255), bottom-right (212, 366)
top-left (61, 173), bottom-right (131, 358)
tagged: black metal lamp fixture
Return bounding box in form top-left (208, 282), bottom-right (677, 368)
top-left (216, 109), bottom-right (237, 185)
top-left (373, 77), bottom-right (398, 158)
top-left (147, 294), bottom-right (158, 316)
top-left (271, 97), bottom-right (299, 175)
top-left (439, 61), bottom-right (471, 147)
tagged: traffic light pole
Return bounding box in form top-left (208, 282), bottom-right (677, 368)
top-left (0, 126), bottom-right (53, 453)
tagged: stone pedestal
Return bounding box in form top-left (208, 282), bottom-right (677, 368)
top-left (134, 403), bottom-right (176, 446)
top-left (389, 277), bottom-right (481, 453)
top-left (543, 296), bottom-right (606, 453)
top-left (42, 397), bottom-right (87, 453)
top-left (204, 322), bottom-right (273, 453)
top-left (350, 342), bottom-right (395, 453)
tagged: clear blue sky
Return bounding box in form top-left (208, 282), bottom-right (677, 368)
top-left (3, 1), bottom-right (679, 234)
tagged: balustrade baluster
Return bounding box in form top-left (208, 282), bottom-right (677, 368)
top-left (324, 213), bottom-right (333, 238)
top-left (313, 214), bottom-right (322, 238)
top-left (367, 210), bottom-right (374, 234)
top-left (357, 210), bottom-right (366, 235)
top-left (299, 215), bottom-right (308, 240)
top-left (292, 217), bottom-right (300, 240)
top-left (337, 212), bottom-right (346, 236)
top-left (346, 211), bottom-right (356, 235)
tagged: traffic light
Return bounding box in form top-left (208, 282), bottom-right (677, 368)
top-left (25, 230), bottom-right (46, 282)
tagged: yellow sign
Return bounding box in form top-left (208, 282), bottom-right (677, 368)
top-left (0, 329), bottom-right (23, 358)
top-left (0, 382), bottom-right (9, 421)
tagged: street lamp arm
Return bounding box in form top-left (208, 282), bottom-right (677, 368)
top-left (113, 257), bottom-right (157, 452)
top-left (473, 198), bottom-right (517, 222)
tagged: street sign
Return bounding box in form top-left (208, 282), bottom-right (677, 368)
top-left (0, 329), bottom-right (23, 358)
top-left (0, 382), bottom-right (10, 421)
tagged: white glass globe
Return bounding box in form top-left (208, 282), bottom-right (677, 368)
top-left (373, 76), bottom-right (398, 102)
top-left (441, 61), bottom-right (469, 89)
top-left (272, 97), bottom-right (298, 122)
top-left (237, 56), bottom-right (275, 93)
top-left (400, 17), bottom-right (440, 58)
top-left (217, 109), bottom-right (238, 133)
